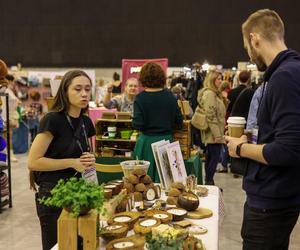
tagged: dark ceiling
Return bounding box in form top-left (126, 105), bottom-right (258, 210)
top-left (0, 0), bottom-right (299, 68)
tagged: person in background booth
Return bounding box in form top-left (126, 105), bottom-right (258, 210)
top-left (171, 85), bottom-right (193, 119)
top-left (94, 78), bottom-right (106, 106)
top-left (103, 77), bottom-right (139, 113)
top-left (230, 71), bottom-right (256, 121)
top-left (28, 91), bottom-right (43, 143)
top-left (111, 72), bottom-right (122, 94)
top-left (227, 70), bottom-right (251, 116)
top-left (28, 70), bottom-right (96, 250)
top-left (133, 62), bottom-right (183, 182)
top-left (196, 70), bottom-right (226, 185)
top-left (0, 60), bottom-right (21, 162)
top-left (225, 9), bottom-right (300, 250)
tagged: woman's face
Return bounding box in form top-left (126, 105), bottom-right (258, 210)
top-left (214, 74), bottom-right (222, 89)
top-left (67, 76), bottom-right (92, 109)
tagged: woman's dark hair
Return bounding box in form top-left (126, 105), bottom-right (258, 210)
top-left (29, 171), bottom-right (37, 191)
top-left (51, 70), bottom-right (92, 113)
top-left (113, 72), bottom-right (120, 81)
top-left (139, 62), bottom-right (166, 88)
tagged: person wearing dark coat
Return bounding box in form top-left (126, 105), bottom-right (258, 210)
top-left (227, 70), bottom-right (251, 116)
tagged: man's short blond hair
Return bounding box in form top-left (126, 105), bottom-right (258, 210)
top-left (125, 77), bottom-right (138, 86)
top-left (242, 9), bottom-right (285, 42)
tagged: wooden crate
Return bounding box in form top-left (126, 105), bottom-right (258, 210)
top-left (58, 209), bottom-right (99, 250)
top-left (173, 120), bottom-right (191, 160)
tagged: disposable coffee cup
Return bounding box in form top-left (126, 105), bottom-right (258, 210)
top-left (227, 117), bottom-right (246, 138)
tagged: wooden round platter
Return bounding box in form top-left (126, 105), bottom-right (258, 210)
top-left (186, 207), bottom-right (213, 219)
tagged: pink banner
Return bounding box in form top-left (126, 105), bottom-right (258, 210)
top-left (121, 58), bottom-right (168, 90)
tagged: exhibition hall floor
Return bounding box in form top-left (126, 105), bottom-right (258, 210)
top-left (0, 153), bottom-right (299, 250)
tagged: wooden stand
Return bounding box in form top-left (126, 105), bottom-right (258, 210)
top-left (58, 209), bottom-right (99, 250)
top-left (173, 120), bottom-right (191, 159)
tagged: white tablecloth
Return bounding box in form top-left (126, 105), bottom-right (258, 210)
top-left (52, 185), bottom-right (221, 250)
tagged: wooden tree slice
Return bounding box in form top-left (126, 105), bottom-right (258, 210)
top-left (186, 207), bottom-right (213, 219)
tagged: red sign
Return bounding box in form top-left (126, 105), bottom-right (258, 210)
top-left (121, 58), bottom-right (168, 90)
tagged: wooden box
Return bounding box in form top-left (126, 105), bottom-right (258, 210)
top-left (58, 209), bottom-right (99, 250)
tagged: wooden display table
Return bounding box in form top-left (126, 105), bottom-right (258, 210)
top-left (98, 185), bottom-right (221, 250)
top-left (52, 186), bottom-right (221, 250)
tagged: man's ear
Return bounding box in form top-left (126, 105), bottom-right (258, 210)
top-left (250, 32), bottom-right (260, 48)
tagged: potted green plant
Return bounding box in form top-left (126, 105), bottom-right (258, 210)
top-left (39, 177), bottom-right (105, 217)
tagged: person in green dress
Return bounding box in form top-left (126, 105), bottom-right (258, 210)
top-left (132, 62), bottom-right (183, 182)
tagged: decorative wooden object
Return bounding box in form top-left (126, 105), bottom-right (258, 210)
top-left (102, 189), bottom-right (127, 219)
top-left (57, 209), bottom-right (99, 250)
top-left (173, 120), bottom-right (191, 160)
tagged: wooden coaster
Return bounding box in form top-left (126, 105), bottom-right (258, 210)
top-left (187, 207), bottom-right (213, 219)
top-left (173, 220), bottom-right (192, 228)
top-left (188, 225), bottom-right (208, 234)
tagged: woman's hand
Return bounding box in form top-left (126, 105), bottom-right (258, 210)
top-left (80, 152), bottom-right (96, 167)
top-left (72, 152), bottom-right (96, 172)
top-left (106, 83), bottom-right (113, 93)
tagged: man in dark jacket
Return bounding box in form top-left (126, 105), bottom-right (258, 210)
top-left (227, 70), bottom-right (251, 116)
top-left (225, 9), bottom-right (300, 250)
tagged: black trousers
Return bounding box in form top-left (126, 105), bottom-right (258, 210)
top-left (35, 183), bottom-right (62, 250)
top-left (205, 144), bottom-right (222, 182)
top-left (241, 202), bottom-right (300, 250)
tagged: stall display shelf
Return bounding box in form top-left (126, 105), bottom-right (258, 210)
top-left (95, 118), bottom-right (136, 158)
top-left (96, 136), bottom-right (136, 142)
top-left (97, 118), bottom-right (132, 123)
top-left (173, 120), bottom-right (191, 160)
top-left (0, 165), bottom-right (8, 171)
top-left (0, 93), bottom-right (12, 213)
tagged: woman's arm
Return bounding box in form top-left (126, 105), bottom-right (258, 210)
top-left (27, 132), bottom-right (91, 172)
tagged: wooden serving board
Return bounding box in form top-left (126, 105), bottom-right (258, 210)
top-left (187, 207), bottom-right (213, 219)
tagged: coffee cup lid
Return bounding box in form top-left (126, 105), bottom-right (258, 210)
top-left (227, 116), bottom-right (246, 125)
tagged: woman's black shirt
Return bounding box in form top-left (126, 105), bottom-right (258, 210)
top-left (35, 112), bottom-right (95, 185)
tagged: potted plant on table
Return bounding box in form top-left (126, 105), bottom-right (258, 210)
top-left (39, 177), bottom-right (105, 217)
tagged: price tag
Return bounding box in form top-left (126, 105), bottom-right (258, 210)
top-left (82, 166), bottom-right (99, 184)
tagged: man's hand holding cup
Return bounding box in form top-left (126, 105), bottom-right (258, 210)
top-left (225, 116), bottom-right (247, 157)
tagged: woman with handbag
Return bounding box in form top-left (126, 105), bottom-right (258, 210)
top-left (194, 70), bottom-right (226, 185)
